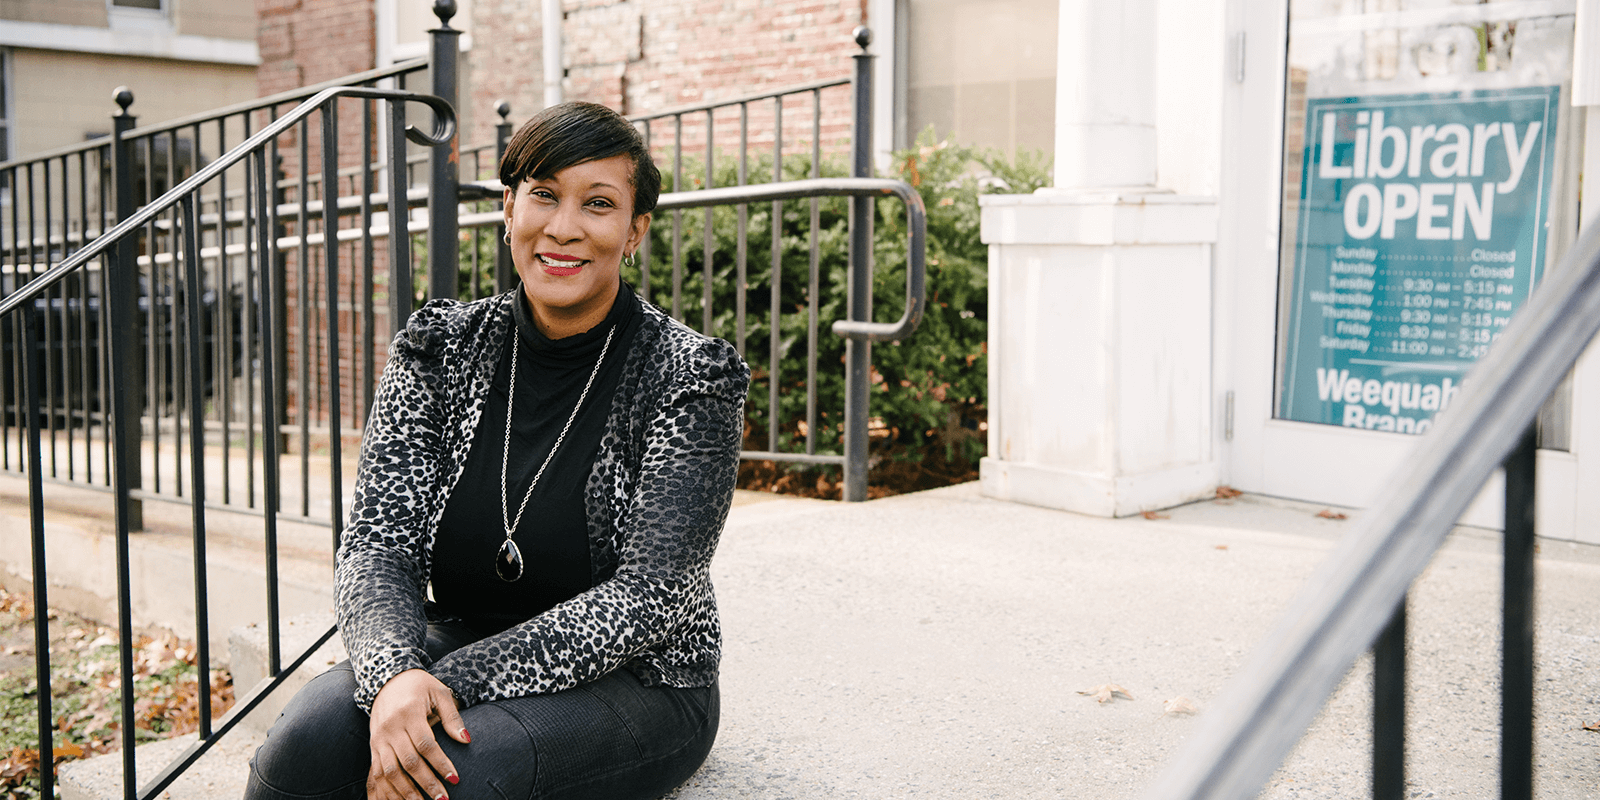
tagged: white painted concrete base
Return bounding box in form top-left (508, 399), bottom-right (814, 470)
top-left (979, 456), bottom-right (1219, 517)
top-left (981, 190), bottom-right (1221, 517)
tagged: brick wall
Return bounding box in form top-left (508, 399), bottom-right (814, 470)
top-left (467, 0), bottom-right (869, 164)
top-left (259, 0), bottom-right (870, 437)
top-left (257, 0), bottom-right (376, 95)
top-left (255, 0), bottom-right (383, 438)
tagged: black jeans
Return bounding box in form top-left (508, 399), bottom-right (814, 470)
top-left (244, 623), bottom-right (718, 800)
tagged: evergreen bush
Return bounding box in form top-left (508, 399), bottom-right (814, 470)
top-left (457, 128), bottom-right (1050, 497)
top-left (624, 128), bottom-right (1049, 496)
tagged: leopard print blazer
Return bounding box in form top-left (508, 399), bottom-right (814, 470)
top-left (335, 289), bottom-right (749, 712)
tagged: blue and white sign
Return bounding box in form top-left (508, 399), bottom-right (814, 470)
top-left (1278, 86), bottom-right (1560, 433)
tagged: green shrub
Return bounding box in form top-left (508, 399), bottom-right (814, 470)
top-left (865, 129), bottom-right (1049, 488)
top-left (621, 129), bottom-right (1049, 494)
top-left (454, 128), bottom-right (1050, 496)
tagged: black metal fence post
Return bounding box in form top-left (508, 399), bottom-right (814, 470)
top-left (106, 85), bottom-right (144, 799)
top-left (1503, 425), bottom-right (1537, 800)
top-left (843, 27), bottom-right (874, 502)
top-left (178, 195), bottom-right (213, 737)
top-left (495, 100), bottom-right (514, 295)
top-left (270, 152), bottom-right (291, 461)
top-left (109, 88), bottom-right (144, 531)
top-left (321, 100), bottom-right (346, 548)
top-left (1372, 597), bottom-right (1406, 800)
top-left (428, 0), bottom-right (461, 303)
top-left (388, 98), bottom-right (417, 332)
top-left (23, 291), bottom-right (52, 800)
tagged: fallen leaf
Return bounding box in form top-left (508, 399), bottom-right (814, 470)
top-left (51, 742), bottom-right (83, 759)
top-left (1214, 545), bottom-right (1229, 551)
top-left (1141, 511), bottom-right (1169, 520)
top-left (1078, 684), bottom-right (1134, 703)
top-left (1583, 720), bottom-right (1599, 732)
top-left (1162, 696), bottom-right (1200, 716)
top-left (1215, 485), bottom-right (1242, 499)
top-left (1316, 509), bottom-right (1348, 520)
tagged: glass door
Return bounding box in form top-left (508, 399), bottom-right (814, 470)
top-left (1225, 0), bottom-right (1583, 528)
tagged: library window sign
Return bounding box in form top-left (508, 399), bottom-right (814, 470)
top-left (1278, 87), bottom-right (1559, 435)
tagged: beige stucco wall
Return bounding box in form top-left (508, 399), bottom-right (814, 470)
top-left (12, 48), bottom-right (256, 158)
top-left (905, 0), bottom-right (1056, 157)
top-left (174, 0), bottom-right (257, 42)
top-left (1, 0), bottom-right (251, 38)
top-left (0, 0), bottom-right (106, 27)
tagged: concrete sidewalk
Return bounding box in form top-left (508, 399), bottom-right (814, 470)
top-left (32, 482), bottom-right (1600, 799)
top-left (684, 484), bottom-right (1600, 799)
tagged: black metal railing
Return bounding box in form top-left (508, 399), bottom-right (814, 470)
top-left (0, 55), bottom-right (434, 530)
top-left (4, 23), bottom-right (911, 513)
top-left (1143, 220), bottom-right (1600, 798)
top-left (9, 13), bottom-right (925, 800)
top-left (7, 81), bottom-right (455, 800)
top-left (611, 27), bottom-right (887, 499)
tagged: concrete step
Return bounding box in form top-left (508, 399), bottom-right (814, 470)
top-left (0, 471), bottom-right (338, 662)
top-left (59, 728), bottom-right (265, 800)
top-left (58, 613), bottom-right (347, 800)
top-left (227, 611), bottom-right (348, 736)
top-left (48, 492), bottom-right (828, 800)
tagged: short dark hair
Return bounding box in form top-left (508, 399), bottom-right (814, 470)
top-left (498, 101), bottom-right (661, 217)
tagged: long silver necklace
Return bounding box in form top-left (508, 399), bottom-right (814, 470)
top-left (496, 324), bottom-right (616, 582)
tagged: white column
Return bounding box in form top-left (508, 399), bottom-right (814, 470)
top-left (1053, 0), bottom-right (1157, 189)
top-left (980, 0), bottom-right (1221, 517)
top-left (542, 0), bottom-right (563, 108)
top-left (870, 0), bottom-right (897, 171)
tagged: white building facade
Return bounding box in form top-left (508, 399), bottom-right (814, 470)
top-left (909, 0), bottom-right (1600, 542)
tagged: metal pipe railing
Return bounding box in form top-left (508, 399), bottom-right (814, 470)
top-left (1, 48), bottom-right (878, 526)
top-left (4, 84), bottom-right (453, 800)
top-left (12, 20), bottom-right (932, 800)
top-left (460, 174), bottom-right (928, 474)
top-left (1143, 218), bottom-right (1600, 799)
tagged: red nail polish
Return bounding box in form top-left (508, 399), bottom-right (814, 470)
top-left (446, 773), bottom-right (459, 785)
top-left (460, 728), bottom-right (471, 744)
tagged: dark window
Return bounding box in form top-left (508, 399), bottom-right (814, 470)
top-left (111, 0), bottom-right (164, 10)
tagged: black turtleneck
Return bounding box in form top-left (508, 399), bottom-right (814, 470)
top-left (429, 282), bottom-right (642, 634)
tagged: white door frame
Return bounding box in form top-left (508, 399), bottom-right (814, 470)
top-left (1216, 0), bottom-right (1594, 541)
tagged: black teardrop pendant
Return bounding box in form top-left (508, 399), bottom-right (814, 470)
top-left (495, 538), bottom-right (524, 582)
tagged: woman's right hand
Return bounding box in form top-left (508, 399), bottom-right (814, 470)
top-left (367, 669), bottom-right (470, 800)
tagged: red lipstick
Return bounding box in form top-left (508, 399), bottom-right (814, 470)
top-left (538, 252), bottom-right (586, 276)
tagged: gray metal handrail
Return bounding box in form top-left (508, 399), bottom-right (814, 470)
top-left (1143, 218), bottom-right (1600, 798)
top-left (0, 86), bottom-right (453, 318)
top-left (6, 84), bottom-right (455, 800)
top-left (461, 175), bottom-right (928, 343)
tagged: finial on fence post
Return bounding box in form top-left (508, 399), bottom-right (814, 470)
top-left (433, 0), bottom-right (457, 28)
top-left (108, 85), bottom-right (144, 530)
top-left (496, 100), bottom-right (512, 122)
top-left (843, 24), bottom-right (876, 502)
top-left (428, 0), bottom-right (462, 303)
top-left (113, 86), bottom-right (135, 116)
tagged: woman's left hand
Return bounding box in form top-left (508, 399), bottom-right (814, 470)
top-left (366, 669), bottom-right (470, 800)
